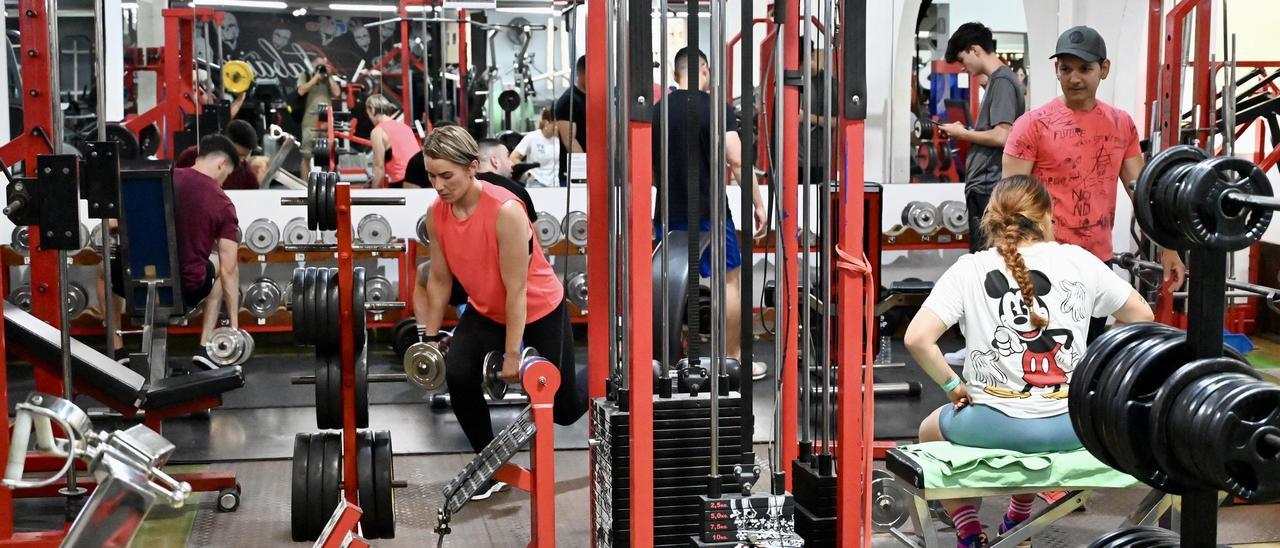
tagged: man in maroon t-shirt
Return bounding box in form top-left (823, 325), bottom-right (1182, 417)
top-left (174, 120), bottom-right (266, 190)
top-left (98, 135), bottom-right (243, 360)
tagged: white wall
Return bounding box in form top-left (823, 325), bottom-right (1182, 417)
top-left (944, 0), bottom-right (1027, 34)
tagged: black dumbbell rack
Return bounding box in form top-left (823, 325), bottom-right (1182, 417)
top-left (1179, 246), bottom-right (1230, 546)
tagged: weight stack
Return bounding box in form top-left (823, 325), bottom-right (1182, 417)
top-left (690, 493), bottom-right (804, 546)
top-left (592, 393), bottom-right (745, 548)
top-left (792, 459), bottom-right (836, 547)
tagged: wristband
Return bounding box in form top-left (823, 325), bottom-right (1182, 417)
top-left (940, 376), bottom-right (962, 392)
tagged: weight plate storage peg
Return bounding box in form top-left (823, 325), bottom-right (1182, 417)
top-left (357, 213), bottom-right (393, 245)
top-left (244, 218), bottom-right (281, 254)
top-left (283, 217), bottom-right (313, 246)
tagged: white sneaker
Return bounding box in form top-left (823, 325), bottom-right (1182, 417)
top-left (751, 361), bottom-right (768, 381)
top-left (943, 349), bottom-right (966, 367)
top-left (470, 480), bottom-right (509, 501)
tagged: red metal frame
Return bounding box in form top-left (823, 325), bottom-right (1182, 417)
top-left (490, 359), bottom-right (560, 547)
top-left (335, 183), bottom-right (360, 504)
top-left (779, 0), bottom-right (802, 486)
top-left (120, 8), bottom-right (218, 159)
top-left (1156, 0), bottom-right (1212, 149)
top-left (584, 0), bottom-right (608, 542)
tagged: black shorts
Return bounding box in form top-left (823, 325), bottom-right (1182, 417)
top-left (111, 258), bottom-right (215, 311)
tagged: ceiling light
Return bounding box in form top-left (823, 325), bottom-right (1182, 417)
top-left (292, 6), bottom-right (306, 15)
top-left (192, 0), bottom-right (288, 9)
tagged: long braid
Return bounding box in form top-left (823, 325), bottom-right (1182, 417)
top-left (994, 221), bottom-right (1048, 328)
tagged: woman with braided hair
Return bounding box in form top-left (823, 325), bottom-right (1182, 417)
top-left (903, 175), bottom-right (1152, 548)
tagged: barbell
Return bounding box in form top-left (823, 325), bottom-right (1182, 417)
top-left (1135, 145), bottom-right (1274, 251)
top-left (222, 60), bottom-right (255, 94)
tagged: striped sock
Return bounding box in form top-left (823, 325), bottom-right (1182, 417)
top-left (950, 505), bottom-right (982, 540)
top-left (1007, 496), bottom-right (1034, 523)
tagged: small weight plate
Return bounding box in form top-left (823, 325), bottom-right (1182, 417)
top-left (315, 358), bottom-right (331, 429)
top-left (284, 217), bottom-right (312, 245)
top-left (306, 431), bottom-right (325, 538)
top-left (1183, 156), bottom-right (1274, 251)
top-left (357, 213), bottom-right (393, 245)
top-left (534, 211), bottom-right (562, 248)
top-left (1134, 145), bottom-right (1205, 250)
top-left (870, 468), bottom-right (910, 532)
top-left (483, 351), bottom-right (508, 400)
top-left (417, 215), bottom-right (429, 247)
top-left (1173, 374), bottom-right (1242, 482)
top-left (321, 432), bottom-right (341, 521)
top-left (10, 226), bottom-right (29, 256)
top-left (357, 431), bottom-right (379, 538)
top-left (291, 269), bottom-right (305, 338)
top-left (1188, 375), bottom-right (1255, 483)
top-left (372, 430), bottom-right (396, 538)
top-left (245, 218), bottom-right (281, 254)
top-left (290, 433), bottom-right (311, 541)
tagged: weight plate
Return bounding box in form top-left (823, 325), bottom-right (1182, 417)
top-left (1188, 375), bottom-right (1256, 483)
top-left (1212, 382), bottom-right (1280, 501)
top-left (901, 201), bottom-right (939, 234)
top-left (1091, 332), bottom-right (1173, 469)
top-left (1172, 373), bottom-right (1244, 484)
top-left (1105, 333), bottom-right (1187, 480)
top-left (321, 432), bottom-right (341, 523)
top-left (357, 344), bottom-right (369, 429)
top-left (416, 215), bottom-right (429, 247)
top-left (329, 354), bottom-right (343, 431)
top-left (357, 431), bottom-right (379, 538)
top-left (566, 271), bottom-right (588, 308)
top-left (290, 433), bottom-right (310, 541)
top-left (244, 218), bottom-right (281, 254)
top-left (483, 351), bottom-right (508, 400)
top-left (314, 268), bottom-right (329, 356)
top-left (7, 285), bottom-right (31, 312)
top-left (138, 124), bottom-right (161, 157)
top-left (315, 358), bottom-right (331, 429)
top-left (915, 143), bottom-right (936, 173)
top-left (303, 267), bottom-right (318, 346)
top-left (1150, 357), bottom-right (1256, 489)
top-left (372, 430), bottom-right (396, 538)
top-left (563, 211), bottom-right (588, 247)
top-left (534, 212), bottom-right (562, 248)
top-left (939, 200), bottom-right (967, 233)
top-left (284, 217), bottom-right (312, 246)
top-left (353, 267), bottom-right (367, 351)
top-left (937, 142), bottom-right (953, 171)
top-left (870, 468), bottom-right (910, 532)
top-left (306, 431), bottom-right (324, 539)
top-left (291, 269), bottom-right (306, 338)
top-left (245, 277), bottom-right (282, 320)
top-left (1166, 161), bottom-right (1200, 242)
top-left (391, 317), bottom-right (417, 359)
top-left (65, 282), bottom-right (88, 318)
top-left (328, 269), bottom-right (340, 353)
top-left (1070, 323), bottom-right (1175, 461)
top-left (1181, 156), bottom-right (1274, 251)
top-left (10, 225), bottom-right (29, 256)
top-left (104, 123), bottom-right (141, 160)
top-left (365, 275), bottom-right (395, 303)
top-left (357, 213), bottom-right (393, 245)
top-left (307, 172), bottom-right (319, 230)
top-left (1134, 145), bottom-right (1206, 250)
top-left (238, 328), bottom-right (255, 365)
top-left (206, 326), bottom-right (246, 366)
top-left (326, 172), bottom-right (338, 231)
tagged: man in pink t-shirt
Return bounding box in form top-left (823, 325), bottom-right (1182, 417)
top-left (1003, 26), bottom-right (1185, 337)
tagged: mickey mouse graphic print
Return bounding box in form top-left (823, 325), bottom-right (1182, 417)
top-left (921, 242), bottom-right (1133, 418)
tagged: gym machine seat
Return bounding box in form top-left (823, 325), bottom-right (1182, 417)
top-left (4, 302), bottom-right (245, 419)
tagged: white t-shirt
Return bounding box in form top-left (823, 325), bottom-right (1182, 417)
top-left (513, 130), bottom-right (561, 187)
top-left (921, 242), bottom-right (1132, 419)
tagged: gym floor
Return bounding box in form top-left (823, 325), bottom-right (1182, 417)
top-left (8, 330), bottom-right (1280, 546)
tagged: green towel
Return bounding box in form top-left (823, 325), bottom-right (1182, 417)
top-left (897, 442), bottom-right (1140, 490)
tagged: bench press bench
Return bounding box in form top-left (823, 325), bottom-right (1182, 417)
top-left (883, 442), bottom-right (1174, 548)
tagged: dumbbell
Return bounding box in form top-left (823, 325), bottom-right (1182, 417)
top-left (482, 348), bottom-right (539, 400)
top-left (205, 326), bottom-right (255, 366)
top-left (403, 331), bottom-right (452, 390)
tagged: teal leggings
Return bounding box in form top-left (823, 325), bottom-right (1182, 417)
top-left (937, 403), bottom-right (1082, 453)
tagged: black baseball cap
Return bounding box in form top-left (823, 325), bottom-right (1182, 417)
top-left (1051, 26), bottom-right (1107, 63)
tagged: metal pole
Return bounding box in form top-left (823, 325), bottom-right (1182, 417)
top-left (93, 0), bottom-right (115, 361)
top-left (707, 0), bottom-right (726, 499)
top-left (658, 0), bottom-right (671, 396)
top-left (798, 0), bottom-right (814, 460)
top-left (605, 0), bottom-right (620, 390)
top-left (1225, 34), bottom-right (1236, 157)
top-left (617, 0), bottom-right (631, 393)
top-left (818, 0), bottom-right (836, 476)
top-left (422, 16), bottom-right (430, 126)
top-left (770, 10), bottom-right (787, 488)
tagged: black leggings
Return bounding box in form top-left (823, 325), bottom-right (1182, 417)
top-left (445, 299), bottom-right (586, 453)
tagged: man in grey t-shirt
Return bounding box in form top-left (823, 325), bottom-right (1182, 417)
top-left (940, 22), bottom-right (1026, 252)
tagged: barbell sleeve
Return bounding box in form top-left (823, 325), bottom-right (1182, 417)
top-left (1223, 190), bottom-right (1280, 210)
top-left (279, 197), bottom-right (308, 206)
top-left (364, 301), bottom-right (405, 311)
top-left (351, 197), bottom-right (407, 206)
top-left (3, 198), bottom-right (26, 216)
top-left (282, 244), bottom-right (337, 252)
top-left (352, 243), bottom-right (406, 253)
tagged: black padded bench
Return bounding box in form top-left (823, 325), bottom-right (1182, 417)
top-left (4, 302), bottom-right (244, 427)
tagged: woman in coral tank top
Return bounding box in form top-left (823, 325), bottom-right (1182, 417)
top-left (416, 126), bottom-right (585, 493)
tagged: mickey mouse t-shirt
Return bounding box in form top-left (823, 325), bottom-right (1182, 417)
top-left (921, 242), bottom-right (1133, 418)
